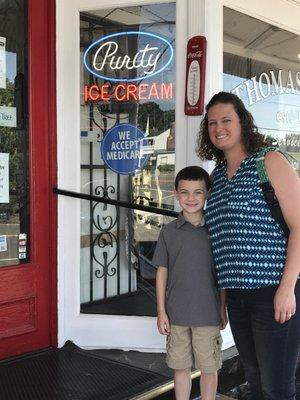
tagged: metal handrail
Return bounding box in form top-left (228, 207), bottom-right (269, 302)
top-left (53, 188), bottom-right (179, 218)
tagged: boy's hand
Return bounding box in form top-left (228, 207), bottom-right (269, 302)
top-left (220, 306), bottom-right (228, 330)
top-left (157, 312), bottom-right (170, 335)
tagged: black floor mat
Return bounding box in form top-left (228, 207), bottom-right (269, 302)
top-left (0, 341), bottom-right (167, 400)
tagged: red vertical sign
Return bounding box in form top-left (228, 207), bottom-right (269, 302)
top-left (184, 36), bottom-right (207, 116)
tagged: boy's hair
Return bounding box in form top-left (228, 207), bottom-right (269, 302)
top-left (174, 166), bottom-right (211, 191)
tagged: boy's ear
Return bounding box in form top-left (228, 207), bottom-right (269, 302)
top-left (174, 189), bottom-right (179, 200)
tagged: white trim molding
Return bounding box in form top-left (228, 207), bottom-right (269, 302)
top-left (224, 0), bottom-right (300, 35)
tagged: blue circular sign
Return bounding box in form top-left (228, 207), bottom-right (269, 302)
top-left (101, 123), bottom-right (149, 175)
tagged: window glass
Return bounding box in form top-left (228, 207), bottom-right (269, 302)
top-left (224, 7), bottom-right (300, 175)
top-left (79, 3), bottom-right (176, 316)
top-left (0, 0), bottom-right (29, 267)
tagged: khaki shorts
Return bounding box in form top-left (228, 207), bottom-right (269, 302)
top-left (166, 325), bottom-right (222, 373)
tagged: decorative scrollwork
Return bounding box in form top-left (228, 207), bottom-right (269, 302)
top-left (92, 182), bottom-right (118, 281)
top-left (93, 232), bottom-right (117, 278)
top-left (95, 185), bottom-right (116, 197)
top-left (92, 202), bottom-right (117, 231)
top-left (94, 185), bottom-right (115, 211)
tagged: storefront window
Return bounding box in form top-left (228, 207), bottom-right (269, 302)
top-left (79, 4), bottom-right (176, 316)
top-left (223, 7), bottom-right (300, 175)
top-left (0, 0), bottom-right (29, 267)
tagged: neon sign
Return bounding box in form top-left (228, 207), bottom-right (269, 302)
top-left (84, 82), bottom-right (173, 102)
top-left (83, 31), bottom-right (174, 82)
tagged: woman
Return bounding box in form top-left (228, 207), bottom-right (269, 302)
top-left (198, 91), bottom-right (300, 400)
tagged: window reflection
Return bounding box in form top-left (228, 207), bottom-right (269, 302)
top-left (0, 0), bottom-right (29, 267)
top-left (223, 7), bottom-right (300, 175)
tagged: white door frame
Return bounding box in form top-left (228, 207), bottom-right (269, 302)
top-left (224, 0), bottom-right (300, 35)
top-left (57, 0), bottom-right (187, 350)
top-left (56, 0), bottom-right (234, 350)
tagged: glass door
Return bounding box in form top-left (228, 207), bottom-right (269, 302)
top-left (79, 4), bottom-right (176, 318)
top-left (0, 1), bottom-right (29, 267)
top-left (57, 0), bottom-right (184, 350)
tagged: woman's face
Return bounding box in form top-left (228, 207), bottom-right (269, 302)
top-left (207, 102), bottom-right (243, 154)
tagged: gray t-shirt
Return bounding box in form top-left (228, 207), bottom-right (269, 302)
top-left (153, 213), bottom-right (220, 327)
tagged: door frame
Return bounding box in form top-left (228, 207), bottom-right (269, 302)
top-left (29, 0), bottom-right (57, 349)
top-left (57, 0), bottom-right (190, 350)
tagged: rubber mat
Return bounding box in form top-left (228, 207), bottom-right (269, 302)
top-left (0, 341), bottom-right (167, 400)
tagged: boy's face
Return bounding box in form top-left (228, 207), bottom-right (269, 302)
top-left (174, 179), bottom-right (208, 216)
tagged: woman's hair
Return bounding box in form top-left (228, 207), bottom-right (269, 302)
top-left (197, 91), bottom-right (267, 164)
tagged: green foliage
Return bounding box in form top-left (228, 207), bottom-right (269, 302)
top-left (157, 163), bottom-right (175, 173)
top-left (137, 102), bottom-right (175, 135)
top-left (0, 80), bottom-right (14, 105)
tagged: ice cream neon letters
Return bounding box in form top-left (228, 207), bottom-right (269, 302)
top-left (83, 82), bottom-right (173, 102)
top-left (83, 31), bottom-right (174, 82)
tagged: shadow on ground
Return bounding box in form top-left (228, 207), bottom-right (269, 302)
top-left (224, 366), bottom-right (300, 399)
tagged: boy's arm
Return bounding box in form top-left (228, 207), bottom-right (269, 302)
top-left (219, 289), bottom-right (228, 330)
top-left (156, 266), bottom-right (170, 335)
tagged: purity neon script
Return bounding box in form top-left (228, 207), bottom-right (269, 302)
top-left (83, 31), bottom-right (174, 102)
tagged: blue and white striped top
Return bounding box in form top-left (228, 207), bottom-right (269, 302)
top-left (205, 151), bottom-right (287, 289)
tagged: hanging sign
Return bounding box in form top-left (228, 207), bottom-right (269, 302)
top-left (184, 36), bottom-right (207, 115)
top-left (0, 153), bottom-right (9, 203)
top-left (0, 37), bottom-right (6, 89)
top-left (83, 31), bottom-right (174, 82)
top-left (101, 123), bottom-right (149, 175)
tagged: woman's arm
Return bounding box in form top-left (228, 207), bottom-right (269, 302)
top-left (265, 151), bottom-right (300, 323)
top-left (156, 266), bottom-right (170, 334)
top-left (219, 289), bottom-right (228, 330)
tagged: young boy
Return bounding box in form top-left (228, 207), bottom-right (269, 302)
top-left (153, 166), bottom-right (227, 400)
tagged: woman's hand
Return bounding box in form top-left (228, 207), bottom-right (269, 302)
top-left (274, 284), bottom-right (296, 324)
top-left (157, 311), bottom-right (170, 335)
top-left (219, 289), bottom-right (227, 329)
top-left (220, 305), bottom-right (228, 330)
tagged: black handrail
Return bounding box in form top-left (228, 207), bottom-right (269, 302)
top-left (53, 188), bottom-right (179, 218)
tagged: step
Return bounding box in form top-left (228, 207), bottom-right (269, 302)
top-left (191, 396), bottom-right (235, 400)
top-left (131, 370), bottom-right (235, 400)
